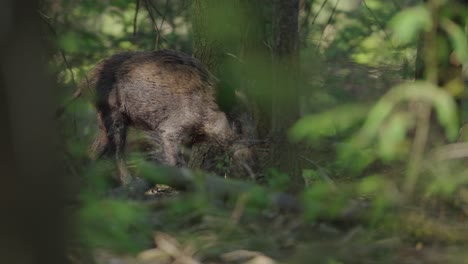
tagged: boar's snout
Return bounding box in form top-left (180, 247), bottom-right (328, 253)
top-left (204, 111), bottom-right (237, 144)
top-left (230, 142), bottom-right (257, 178)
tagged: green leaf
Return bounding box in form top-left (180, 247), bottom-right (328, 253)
top-left (358, 175), bottom-right (384, 194)
top-left (336, 142), bottom-right (376, 174)
top-left (389, 5), bottom-right (431, 44)
top-left (358, 81), bottom-right (459, 145)
top-left (440, 18), bottom-right (467, 63)
top-left (58, 32), bottom-right (82, 53)
top-left (290, 104), bottom-right (369, 143)
top-left (378, 112), bottom-right (412, 160)
top-left (80, 199), bottom-right (150, 253)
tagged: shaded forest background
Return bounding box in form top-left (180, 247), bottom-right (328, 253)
top-left (1, 0), bottom-right (468, 263)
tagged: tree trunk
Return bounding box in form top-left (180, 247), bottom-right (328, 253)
top-left (192, 0), bottom-right (243, 113)
top-left (191, 0), bottom-right (303, 185)
top-left (190, 0), bottom-right (270, 178)
top-left (0, 1), bottom-right (66, 263)
top-left (270, 0), bottom-right (301, 186)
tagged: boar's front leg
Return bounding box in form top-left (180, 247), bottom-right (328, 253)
top-left (158, 125), bottom-right (186, 166)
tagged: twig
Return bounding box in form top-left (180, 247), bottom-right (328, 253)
top-left (406, 103), bottom-right (431, 194)
top-left (143, 0), bottom-right (167, 49)
top-left (38, 11), bottom-right (77, 88)
top-left (38, 10), bottom-right (86, 122)
top-left (362, 0), bottom-right (396, 50)
top-left (126, 166), bottom-right (303, 213)
top-left (431, 142), bottom-right (468, 160)
top-left (156, 0), bottom-right (169, 48)
top-left (145, 0), bottom-right (169, 48)
top-left (300, 0), bottom-right (313, 29)
top-left (299, 0), bottom-right (314, 47)
top-left (405, 0), bottom-right (440, 195)
top-left (300, 155), bottom-right (337, 189)
top-left (230, 193), bottom-right (248, 224)
top-left (133, 0), bottom-right (140, 36)
top-left (146, 0), bottom-right (169, 22)
top-left (311, 0), bottom-right (329, 26)
top-left (240, 161), bottom-right (256, 181)
top-left (316, 0), bottom-right (340, 52)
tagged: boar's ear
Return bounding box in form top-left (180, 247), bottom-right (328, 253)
top-left (232, 119), bottom-right (242, 135)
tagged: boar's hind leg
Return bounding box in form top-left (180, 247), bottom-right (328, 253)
top-left (90, 114), bottom-right (112, 158)
top-left (97, 109), bottom-right (132, 185)
top-left (114, 116), bottom-right (132, 185)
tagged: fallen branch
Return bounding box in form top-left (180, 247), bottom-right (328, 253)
top-left (111, 166), bottom-right (302, 214)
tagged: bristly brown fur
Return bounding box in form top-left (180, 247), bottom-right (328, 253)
top-left (85, 49), bottom-right (239, 184)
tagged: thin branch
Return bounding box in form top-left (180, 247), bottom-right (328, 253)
top-left (240, 161), bottom-right (256, 181)
top-left (316, 0), bottom-right (340, 52)
top-left (311, 0), bottom-right (329, 26)
top-left (300, 2), bottom-right (312, 30)
top-left (405, 0), bottom-right (440, 195)
top-left (300, 155), bottom-right (337, 190)
top-left (299, 0), bottom-right (313, 47)
top-left (112, 166), bottom-right (302, 213)
top-left (362, 0), bottom-right (396, 49)
top-left (144, 0), bottom-right (161, 49)
top-left (156, 0), bottom-right (169, 48)
top-left (431, 142), bottom-right (468, 160)
top-left (406, 103), bottom-right (431, 194)
top-left (143, 0), bottom-right (167, 50)
top-left (38, 11), bottom-right (87, 119)
top-left (133, 0), bottom-right (140, 36)
top-left (38, 11), bottom-right (77, 88)
top-left (146, 0), bottom-right (169, 22)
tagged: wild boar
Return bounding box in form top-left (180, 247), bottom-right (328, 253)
top-left (79, 49), bottom-right (252, 185)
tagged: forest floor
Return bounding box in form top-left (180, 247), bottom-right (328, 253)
top-left (80, 183), bottom-right (468, 264)
top-left (70, 60), bottom-right (468, 264)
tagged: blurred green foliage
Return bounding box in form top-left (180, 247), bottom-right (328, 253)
top-left (79, 199), bottom-right (151, 253)
top-left (47, 0), bottom-right (468, 262)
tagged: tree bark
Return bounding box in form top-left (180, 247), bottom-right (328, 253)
top-left (0, 1), bottom-right (66, 263)
top-left (190, 0), bottom-right (237, 174)
top-left (191, 0), bottom-right (303, 185)
top-left (190, 0), bottom-right (270, 177)
top-left (270, 0), bottom-right (301, 186)
top-left (191, 0), bottom-right (269, 114)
